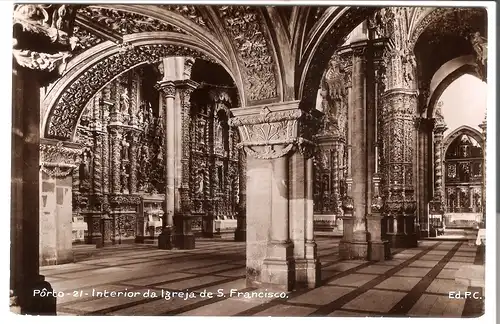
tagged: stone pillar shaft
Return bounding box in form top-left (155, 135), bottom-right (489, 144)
top-left (230, 101), bottom-right (320, 291)
top-left (157, 79), bottom-right (176, 249)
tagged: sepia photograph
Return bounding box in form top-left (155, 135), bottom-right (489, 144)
top-left (9, 1), bottom-right (494, 319)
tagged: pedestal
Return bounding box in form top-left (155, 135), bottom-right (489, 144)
top-left (339, 215), bottom-right (354, 259)
top-left (366, 214), bottom-right (391, 261)
top-left (174, 214), bottom-right (195, 250)
top-left (158, 226), bottom-right (174, 250)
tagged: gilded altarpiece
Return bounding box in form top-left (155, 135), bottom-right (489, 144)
top-left (444, 132), bottom-right (484, 227)
top-left (189, 87), bottom-right (241, 237)
top-left (313, 53), bottom-right (350, 232)
top-left (73, 67), bottom-right (167, 245)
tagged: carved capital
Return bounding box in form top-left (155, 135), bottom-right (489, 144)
top-left (40, 140), bottom-right (84, 178)
top-left (229, 101), bottom-right (318, 159)
top-left (156, 80), bottom-right (176, 98)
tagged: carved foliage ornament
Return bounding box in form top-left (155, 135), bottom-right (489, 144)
top-left (13, 4), bottom-right (79, 47)
top-left (40, 141), bottom-right (83, 177)
top-left (158, 5), bottom-right (210, 31)
top-left (13, 4), bottom-right (80, 79)
top-left (47, 44), bottom-right (213, 140)
top-left (217, 6), bottom-right (278, 102)
top-left (78, 7), bottom-right (186, 35)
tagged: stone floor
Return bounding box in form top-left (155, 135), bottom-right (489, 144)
top-left (41, 237), bottom-right (485, 317)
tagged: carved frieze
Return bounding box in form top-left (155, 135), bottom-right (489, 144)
top-left (46, 44), bottom-right (213, 140)
top-left (78, 6), bottom-right (185, 35)
top-left (217, 6), bottom-right (278, 102)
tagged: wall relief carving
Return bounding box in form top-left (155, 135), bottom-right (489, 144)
top-left (217, 5), bottom-right (278, 102)
top-left (158, 5), bottom-right (211, 32)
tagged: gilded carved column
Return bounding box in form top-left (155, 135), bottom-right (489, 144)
top-left (479, 116), bottom-right (486, 227)
top-left (156, 77), bottom-right (176, 250)
top-left (129, 131), bottom-right (140, 193)
top-left (433, 110), bottom-right (447, 212)
top-left (229, 102), bottom-right (321, 291)
top-left (173, 79), bottom-right (198, 249)
top-left (381, 88), bottom-right (419, 248)
top-left (109, 128), bottom-right (123, 194)
top-left (12, 3), bottom-right (79, 314)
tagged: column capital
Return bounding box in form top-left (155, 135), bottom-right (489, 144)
top-left (229, 101), bottom-right (320, 159)
top-left (155, 80), bottom-right (176, 98)
top-left (40, 140), bottom-right (84, 176)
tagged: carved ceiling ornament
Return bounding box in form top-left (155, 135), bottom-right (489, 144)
top-left (12, 4), bottom-right (80, 83)
top-left (217, 5), bottom-right (279, 103)
top-left (229, 102), bottom-right (318, 159)
top-left (78, 6), bottom-right (186, 35)
top-left (46, 43), bottom-right (214, 140)
top-left (158, 5), bottom-right (211, 32)
top-left (72, 25), bottom-right (104, 52)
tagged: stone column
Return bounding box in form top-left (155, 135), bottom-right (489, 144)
top-left (416, 117), bottom-right (435, 238)
top-left (345, 45), bottom-right (369, 258)
top-left (230, 101), bottom-right (321, 291)
top-left (235, 150), bottom-right (247, 241)
top-left (173, 79), bottom-right (198, 249)
top-left (11, 4), bottom-right (79, 313)
top-left (156, 78), bottom-right (176, 250)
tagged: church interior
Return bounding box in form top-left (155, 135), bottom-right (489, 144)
top-left (11, 4), bottom-right (488, 317)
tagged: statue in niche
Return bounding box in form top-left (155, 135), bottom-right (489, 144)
top-left (120, 87), bottom-right (130, 113)
top-left (79, 150), bottom-right (92, 192)
top-left (402, 52), bottom-right (417, 88)
top-left (138, 105), bottom-right (144, 125)
top-left (121, 137), bottom-right (130, 160)
top-left (121, 164), bottom-right (130, 193)
top-left (197, 171), bottom-right (204, 194)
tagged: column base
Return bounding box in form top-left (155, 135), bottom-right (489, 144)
top-left (234, 228), bottom-right (246, 242)
top-left (295, 259), bottom-right (321, 289)
top-left (16, 275), bottom-right (56, 315)
top-left (158, 227), bottom-right (174, 250)
top-left (339, 240), bottom-right (369, 259)
top-left (369, 240), bottom-right (391, 261)
top-left (174, 233), bottom-right (195, 250)
top-left (419, 230), bottom-right (429, 238)
top-left (261, 241), bottom-right (295, 291)
top-left (388, 233), bottom-right (418, 248)
top-left (295, 241), bottom-right (321, 288)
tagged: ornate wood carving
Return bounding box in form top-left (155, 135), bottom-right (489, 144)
top-left (46, 44), bottom-right (214, 140)
top-left (12, 4), bottom-right (80, 85)
top-left (381, 90), bottom-right (418, 215)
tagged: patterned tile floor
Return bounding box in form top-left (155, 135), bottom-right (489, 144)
top-left (41, 237), bottom-right (484, 317)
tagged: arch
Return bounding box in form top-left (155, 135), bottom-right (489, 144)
top-left (296, 6), bottom-right (376, 109)
top-left (426, 59), bottom-right (481, 119)
top-left (42, 32), bottom-right (242, 141)
top-left (442, 125), bottom-right (483, 156)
